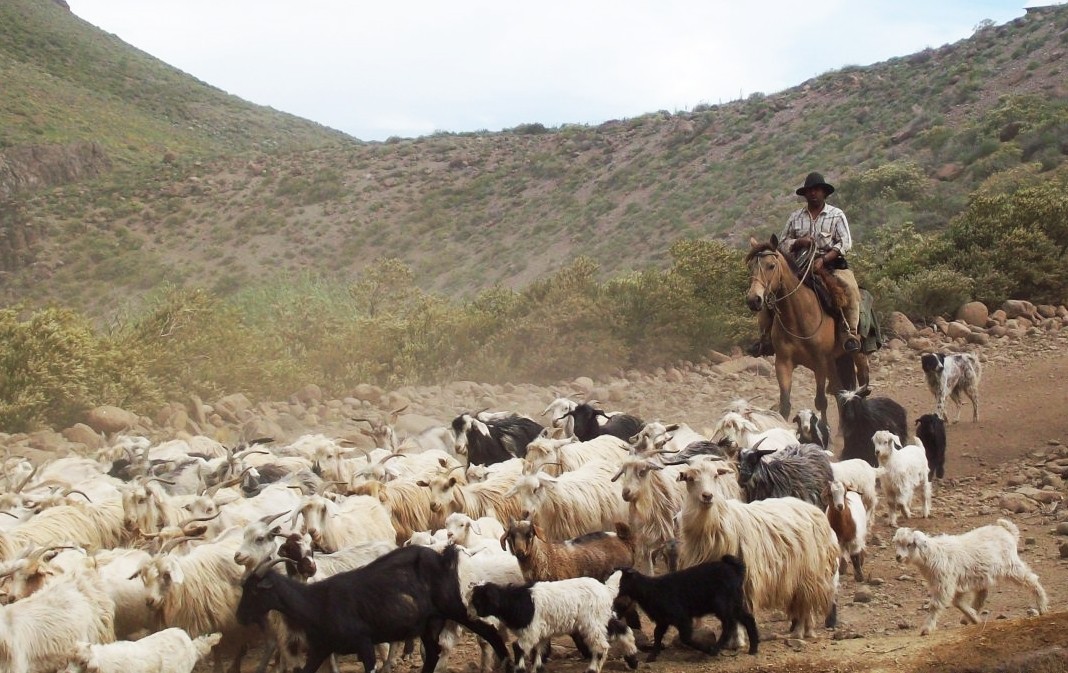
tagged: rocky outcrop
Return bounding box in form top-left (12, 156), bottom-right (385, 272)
top-left (0, 142), bottom-right (111, 199)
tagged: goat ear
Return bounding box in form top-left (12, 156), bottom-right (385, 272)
top-left (664, 423), bottom-right (679, 432)
top-left (532, 523), bottom-right (546, 541)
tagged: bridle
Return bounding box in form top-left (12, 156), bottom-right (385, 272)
top-left (749, 248), bottom-right (824, 340)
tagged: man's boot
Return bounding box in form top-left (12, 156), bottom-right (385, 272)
top-left (746, 332), bottom-right (775, 357)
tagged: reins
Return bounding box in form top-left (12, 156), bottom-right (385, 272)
top-left (751, 247), bottom-right (825, 341)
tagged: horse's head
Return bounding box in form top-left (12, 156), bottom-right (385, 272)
top-left (746, 235), bottom-right (788, 311)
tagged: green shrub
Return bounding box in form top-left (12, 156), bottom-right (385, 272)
top-left (0, 306), bottom-right (160, 431)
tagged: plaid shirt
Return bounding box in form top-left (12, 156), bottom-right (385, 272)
top-left (778, 204), bottom-right (852, 256)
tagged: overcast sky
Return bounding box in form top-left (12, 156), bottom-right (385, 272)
top-left (67, 1), bottom-right (1040, 142)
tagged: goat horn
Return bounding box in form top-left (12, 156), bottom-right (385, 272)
top-left (610, 466), bottom-right (625, 482)
top-left (390, 404), bottom-right (409, 417)
top-left (253, 556), bottom-right (290, 578)
top-left (0, 511), bottom-right (19, 519)
top-left (12, 464), bottom-right (38, 493)
top-left (62, 489), bottom-right (92, 502)
top-left (237, 449), bottom-right (271, 459)
top-left (27, 545), bottom-right (78, 567)
top-left (159, 535), bottom-right (198, 555)
top-left (176, 510), bottom-right (221, 528)
top-left (203, 475), bottom-right (242, 498)
top-left (145, 477), bottom-right (177, 487)
top-left (377, 453), bottom-right (405, 465)
top-left (259, 510), bottom-right (290, 527)
top-left (351, 418), bottom-right (376, 427)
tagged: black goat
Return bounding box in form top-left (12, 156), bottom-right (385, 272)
top-left (736, 443), bottom-right (833, 506)
top-left (451, 413), bottom-right (544, 465)
top-left (915, 413), bottom-right (948, 481)
top-left (236, 544), bottom-right (508, 673)
top-left (661, 440), bottom-right (728, 465)
top-left (837, 385), bottom-right (907, 466)
top-left (615, 556), bottom-right (758, 660)
top-left (564, 404), bottom-right (644, 442)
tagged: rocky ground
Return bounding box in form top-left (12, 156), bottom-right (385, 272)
top-left (6, 299), bottom-right (1068, 673)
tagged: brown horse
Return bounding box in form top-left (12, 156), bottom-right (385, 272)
top-left (746, 235), bottom-right (869, 420)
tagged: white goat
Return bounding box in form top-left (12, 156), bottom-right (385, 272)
top-left (628, 421), bottom-right (706, 456)
top-left (508, 460), bottom-right (628, 541)
top-left (62, 629), bottom-right (221, 673)
top-left (611, 456), bottom-right (687, 574)
top-left (0, 571), bottom-right (115, 673)
top-left (711, 412), bottom-right (796, 453)
top-left (523, 435), bottom-right (629, 476)
top-left (677, 459), bottom-right (839, 639)
top-left (293, 494), bottom-right (395, 553)
top-left (443, 513), bottom-right (506, 550)
top-left (893, 519), bottom-right (1048, 635)
top-left (872, 431), bottom-right (931, 526)
top-left (471, 571), bottom-right (638, 673)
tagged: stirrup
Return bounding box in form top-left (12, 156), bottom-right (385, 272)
top-left (843, 334), bottom-right (861, 353)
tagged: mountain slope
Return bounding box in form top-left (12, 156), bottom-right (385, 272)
top-left (2, 3), bottom-right (1068, 313)
top-left (0, 0), bottom-right (348, 170)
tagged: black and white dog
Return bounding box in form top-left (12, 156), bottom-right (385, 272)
top-left (920, 352), bottom-right (981, 422)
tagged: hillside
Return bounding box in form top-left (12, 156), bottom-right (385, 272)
top-left (2, 3), bottom-right (1068, 313)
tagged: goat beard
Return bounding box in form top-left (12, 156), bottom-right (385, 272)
top-left (814, 265), bottom-right (850, 311)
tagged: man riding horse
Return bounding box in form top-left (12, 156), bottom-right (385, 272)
top-left (749, 171), bottom-right (862, 357)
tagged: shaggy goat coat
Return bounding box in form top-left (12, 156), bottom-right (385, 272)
top-left (737, 443), bottom-right (833, 506)
top-left (893, 519), bottom-right (1048, 635)
top-left (678, 462), bottom-right (839, 638)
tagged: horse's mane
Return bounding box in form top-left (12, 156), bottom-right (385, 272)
top-left (745, 241), bottom-right (800, 274)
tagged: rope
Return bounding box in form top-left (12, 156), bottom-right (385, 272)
top-left (754, 246), bottom-right (825, 341)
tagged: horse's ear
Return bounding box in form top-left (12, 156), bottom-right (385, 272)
top-left (749, 237), bottom-right (760, 249)
top-left (770, 234), bottom-right (779, 249)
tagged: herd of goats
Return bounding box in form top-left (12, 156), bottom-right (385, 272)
top-left (0, 350), bottom-right (1052, 673)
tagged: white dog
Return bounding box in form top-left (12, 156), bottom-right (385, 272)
top-left (920, 352), bottom-right (981, 422)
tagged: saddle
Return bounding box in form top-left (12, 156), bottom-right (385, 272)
top-left (794, 255), bottom-right (883, 354)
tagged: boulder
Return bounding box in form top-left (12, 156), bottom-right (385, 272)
top-left (966, 331), bottom-right (991, 346)
top-left (350, 383), bottom-right (384, 405)
top-left (989, 309), bottom-right (1008, 324)
top-left (241, 417), bottom-right (285, 444)
top-left (293, 384), bottom-right (323, 405)
top-left (907, 337), bottom-right (936, 352)
top-left (955, 302), bottom-right (989, 328)
top-left (188, 394), bottom-right (209, 427)
top-left (705, 350), bottom-right (731, 365)
top-left (84, 405), bottom-right (139, 434)
top-left (998, 492), bottom-right (1038, 514)
top-left (215, 393), bottom-right (253, 424)
top-left (61, 423), bottom-right (105, 450)
top-left (886, 312), bottom-right (917, 339)
top-left (987, 325), bottom-right (1008, 338)
top-left (944, 321), bottom-right (972, 340)
top-left (715, 357), bottom-right (773, 377)
top-left (1037, 304), bottom-right (1058, 319)
top-left (1002, 299), bottom-right (1037, 319)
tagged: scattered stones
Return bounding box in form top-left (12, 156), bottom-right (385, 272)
top-left (998, 492), bottom-right (1039, 513)
top-left (1060, 542), bottom-right (1068, 559)
top-left (853, 589), bottom-right (874, 604)
top-left (84, 405), bottom-right (139, 434)
top-left (1055, 522), bottom-right (1068, 536)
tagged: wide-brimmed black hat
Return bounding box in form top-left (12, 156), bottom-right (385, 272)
top-left (795, 172), bottom-right (835, 196)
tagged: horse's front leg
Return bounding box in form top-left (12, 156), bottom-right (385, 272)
top-left (814, 370), bottom-right (828, 420)
top-left (775, 357), bottom-right (794, 420)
